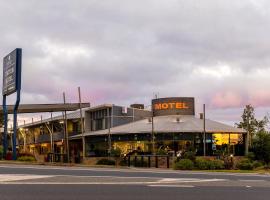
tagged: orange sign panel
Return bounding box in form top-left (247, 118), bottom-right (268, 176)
top-left (154, 102), bottom-right (189, 110)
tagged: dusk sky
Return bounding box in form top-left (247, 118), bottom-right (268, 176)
top-left (1, 0), bottom-right (270, 125)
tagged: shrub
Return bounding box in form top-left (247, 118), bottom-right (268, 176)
top-left (0, 146), bottom-right (3, 160)
top-left (253, 160), bottom-right (264, 169)
top-left (174, 159), bottom-right (194, 170)
top-left (253, 131), bottom-right (270, 164)
top-left (195, 158), bottom-right (209, 170)
top-left (110, 148), bottom-right (121, 157)
top-left (182, 151), bottom-right (196, 162)
top-left (236, 158), bottom-right (254, 170)
top-left (195, 158), bottom-right (225, 170)
top-left (119, 159), bottom-right (128, 166)
top-left (211, 160), bottom-right (225, 170)
top-left (156, 149), bottom-right (167, 155)
top-left (246, 152), bottom-right (255, 161)
top-left (17, 156), bottom-right (36, 162)
top-left (96, 158), bottom-right (116, 165)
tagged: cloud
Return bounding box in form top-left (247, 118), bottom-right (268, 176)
top-left (1, 0), bottom-right (270, 124)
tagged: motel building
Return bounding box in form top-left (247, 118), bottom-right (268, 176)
top-left (16, 97), bottom-right (246, 162)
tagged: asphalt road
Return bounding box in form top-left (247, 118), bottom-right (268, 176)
top-left (0, 164), bottom-right (270, 200)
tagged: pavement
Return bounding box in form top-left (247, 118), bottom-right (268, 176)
top-left (0, 164), bottom-right (270, 199)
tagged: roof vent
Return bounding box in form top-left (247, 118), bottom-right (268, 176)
top-left (176, 117), bottom-right (181, 123)
top-left (148, 118), bottom-right (152, 123)
top-left (199, 113), bottom-right (204, 119)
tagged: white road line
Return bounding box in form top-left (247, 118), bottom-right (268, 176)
top-left (239, 179), bottom-right (266, 182)
top-left (0, 174), bottom-right (53, 182)
top-left (148, 185), bottom-right (194, 188)
top-left (158, 178), bottom-right (226, 183)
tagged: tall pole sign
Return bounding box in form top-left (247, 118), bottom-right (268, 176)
top-left (2, 48), bottom-right (22, 160)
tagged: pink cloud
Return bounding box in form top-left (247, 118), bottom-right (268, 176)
top-left (210, 91), bottom-right (243, 108)
top-left (249, 90), bottom-right (270, 107)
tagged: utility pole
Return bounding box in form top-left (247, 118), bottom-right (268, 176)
top-left (203, 104), bottom-right (206, 157)
top-left (151, 106), bottom-right (155, 154)
top-left (245, 115), bottom-right (250, 156)
top-left (107, 107), bottom-right (112, 156)
top-left (78, 87), bottom-right (85, 160)
top-left (63, 92), bottom-right (69, 163)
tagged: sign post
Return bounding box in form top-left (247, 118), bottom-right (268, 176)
top-left (2, 48), bottom-right (22, 160)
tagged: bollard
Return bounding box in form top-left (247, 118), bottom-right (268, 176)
top-left (128, 156), bottom-right (131, 167)
top-left (148, 156), bottom-right (151, 168)
top-left (134, 156), bottom-right (137, 167)
top-left (155, 156), bottom-right (158, 168)
top-left (167, 156), bottom-right (170, 168)
top-left (141, 156), bottom-right (144, 167)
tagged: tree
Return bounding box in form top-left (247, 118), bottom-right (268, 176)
top-left (253, 131), bottom-right (270, 164)
top-left (236, 105), bottom-right (257, 146)
top-left (236, 104), bottom-right (269, 147)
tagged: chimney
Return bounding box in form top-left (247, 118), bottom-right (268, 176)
top-left (199, 113), bottom-right (204, 119)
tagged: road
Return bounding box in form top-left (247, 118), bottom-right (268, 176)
top-left (0, 164), bottom-right (270, 200)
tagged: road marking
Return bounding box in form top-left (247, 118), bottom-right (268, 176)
top-left (239, 179), bottom-right (266, 182)
top-left (246, 185), bottom-right (252, 188)
top-left (0, 174), bottom-right (53, 182)
top-left (158, 178), bottom-right (226, 183)
top-left (148, 185), bottom-right (194, 188)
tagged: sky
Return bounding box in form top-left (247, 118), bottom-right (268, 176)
top-left (0, 0), bottom-right (270, 126)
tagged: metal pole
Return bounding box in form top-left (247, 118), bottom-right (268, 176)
top-left (78, 87), bottom-right (85, 160)
top-left (203, 104), bottom-right (206, 157)
top-left (12, 88), bottom-right (21, 160)
top-left (23, 120), bottom-right (26, 152)
top-left (245, 116), bottom-right (249, 156)
top-left (50, 112), bottom-right (54, 154)
top-left (63, 92), bottom-right (69, 162)
top-left (107, 107), bottom-right (112, 156)
top-left (2, 95), bottom-right (8, 158)
top-left (151, 107), bottom-right (155, 154)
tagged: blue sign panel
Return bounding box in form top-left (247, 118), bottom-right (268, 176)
top-left (2, 48), bottom-right (22, 96)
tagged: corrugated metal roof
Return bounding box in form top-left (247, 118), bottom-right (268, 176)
top-left (71, 115), bottom-right (245, 139)
top-left (18, 109), bottom-right (86, 128)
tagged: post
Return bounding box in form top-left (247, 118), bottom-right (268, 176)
top-left (2, 95), bottom-right (8, 158)
top-left (151, 107), bottom-right (155, 154)
top-left (203, 104), bottom-right (206, 157)
top-left (23, 120), bottom-right (26, 152)
top-left (78, 87), bottom-right (85, 160)
top-left (12, 87), bottom-right (21, 160)
top-left (50, 112), bottom-right (54, 154)
top-left (245, 116), bottom-right (249, 156)
top-left (63, 92), bottom-right (69, 163)
top-left (107, 107), bottom-right (112, 156)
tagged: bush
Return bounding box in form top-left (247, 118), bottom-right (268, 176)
top-left (211, 160), bottom-right (225, 170)
top-left (236, 158), bottom-right (254, 170)
top-left (253, 160), bottom-right (264, 169)
top-left (195, 158), bottom-right (209, 170)
top-left (195, 158), bottom-right (225, 170)
top-left (253, 131), bottom-right (270, 164)
top-left (182, 151), bottom-right (196, 162)
top-left (119, 159), bottom-right (128, 166)
top-left (0, 146), bottom-right (3, 160)
top-left (174, 159), bottom-right (194, 170)
top-left (96, 158), bottom-right (116, 165)
top-left (110, 148), bottom-right (121, 157)
top-left (156, 149), bottom-right (167, 155)
top-left (246, 152), bottom-right (255, 161)
top-left (17, 156), bottom-right (36, 162)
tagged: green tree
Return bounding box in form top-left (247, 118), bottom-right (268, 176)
top-left (236, 104), bottom-right (268, 146)
top-left (253, 131), bottom-right (270, 164)
top-left (236, 105), bottom-right (257, 146)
